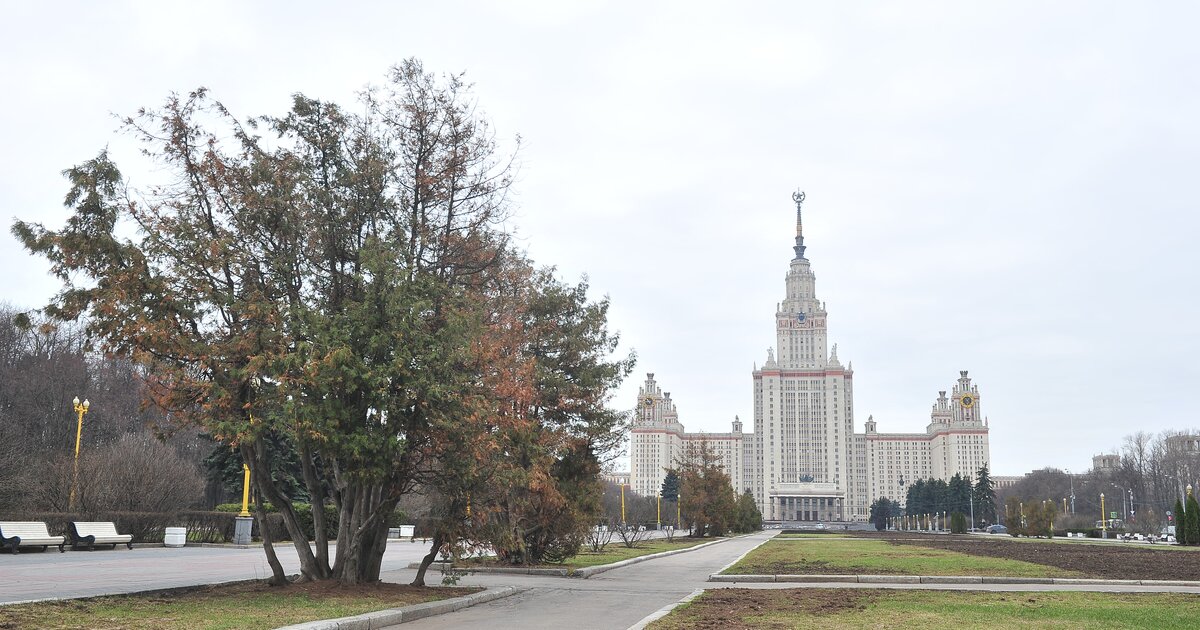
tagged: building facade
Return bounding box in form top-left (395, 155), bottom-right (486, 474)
top-left (628, 373), bottom-right (743, 498)
top-left (626, 191), bottom-right (992, 521)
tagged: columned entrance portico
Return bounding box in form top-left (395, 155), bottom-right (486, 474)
top-left (770, 482), bottom-right (845, 521)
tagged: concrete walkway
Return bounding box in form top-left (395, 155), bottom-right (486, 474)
top-left (0, 540), bottom-right (437, 604)
top-left (380, 532), bottom-right (770, 630)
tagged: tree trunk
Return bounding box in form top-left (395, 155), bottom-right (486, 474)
top-left (299, 441), bottom-right (330, 572)
top-left (411, 532), bottom-right (446, 587)
top-left (245, 440), bottom-right (329, 581)
top-left (253, 488), bottom-right (289, 586)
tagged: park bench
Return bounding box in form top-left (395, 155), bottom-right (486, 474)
top-left (0, 521), bottom-right (66, 553)
top-left (69, 521), bottom-right (133, 551)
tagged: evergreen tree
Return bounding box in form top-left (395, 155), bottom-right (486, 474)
top-left (733, 490), bottom-right (763, 533)
top-left (660, 470), bottom-right (680, 501)
top-left (677, 441), bottom-right (737, 537)
top-left (870, 497), bottom-right (900, 531)
top-left (948, 474), bottom-right (972, 517)
top-left (1187, 493), bottom-right (1200, 546)
top-left (972, 464), bottom-right (997, 526)
top-left (1174, 498), bottom-right (1187, 544)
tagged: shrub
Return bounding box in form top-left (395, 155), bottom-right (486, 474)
top-left (950, 512), bottom-right (967, 534)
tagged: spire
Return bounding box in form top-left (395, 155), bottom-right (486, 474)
top-left (792, 189), bottom-right (807, 260)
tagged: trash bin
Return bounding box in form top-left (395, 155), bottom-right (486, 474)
top-left (164, 527), bottom-right (187, 547)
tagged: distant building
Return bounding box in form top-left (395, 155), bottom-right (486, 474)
top-left (628, 373), bottom-right (743, 498)
top-left (627, 192), bottom-right (992, 521)
top-left (602, 471), bottom-right (630, 487)
top-left (991, 475), bottom-right (1020, 491)
top-left (1092, 454), bottom-right (1121, 472)
top-left (1165, 434), bottom-right (1200, 454)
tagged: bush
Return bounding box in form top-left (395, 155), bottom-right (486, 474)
top-left (29, 436), bottom-right (204, 514)
top-left (950, 512), bottom-right (967, 534)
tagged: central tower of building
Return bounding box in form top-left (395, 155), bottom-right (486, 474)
top-left (746, 191), bottom-right (864, 521)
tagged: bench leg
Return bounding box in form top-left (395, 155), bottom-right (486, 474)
top-left (126, 542), bottom-right (133, 550)
top-left (58, 543), bottom-right (65, 553)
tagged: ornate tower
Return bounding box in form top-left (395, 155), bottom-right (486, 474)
top-left (750, 191), bottom-right (860, 522)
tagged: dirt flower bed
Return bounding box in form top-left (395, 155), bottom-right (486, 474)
top-left (660, 589), bottom-right (875, 630)
top-left (856, 532), bottom-right (1200, 581)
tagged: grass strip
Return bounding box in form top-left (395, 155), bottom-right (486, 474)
top-left (457, 537), bottom-right (717, 570)
top-left (0, 580), bottom-right (468, 630)
top-left (650, 589), bottom-right (1200, 630)
top-left (723, 538), bottom-right (1081, 577)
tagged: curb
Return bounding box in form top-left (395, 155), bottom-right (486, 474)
top-left (708, 573), bottom-right (1200, 587)
top-left (276, 585), bottom-right (525, 629)
top-left (575, 536), bottom-right (739, 578)
top-left (405, 563), bottom-right (569, 577)
top-left (407, 535), bottom-right (747, 580)
top-left (626, 588), bottom-right (704, 630)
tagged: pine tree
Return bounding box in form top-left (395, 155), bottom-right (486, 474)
top-left (1173, 498), bottom-right (1186, 544)
top-left (1185, 492), bottom-right (1195, 544)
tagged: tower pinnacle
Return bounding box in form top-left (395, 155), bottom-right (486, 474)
top-left (792, 189), bottom-right (807, 260)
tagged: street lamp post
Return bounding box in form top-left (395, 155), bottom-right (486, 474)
top-left (620, 484), bottom-right (626, 526)
top-left (68, 396), bottom-right (90, 510)
top-left (1100, 493), bottom-right (1107, 538)
top-left (233, 463), bottom-right (253, 545)
top-left (1066, 469), bottom-right (1075, 514)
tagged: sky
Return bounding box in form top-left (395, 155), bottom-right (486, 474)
top-left (2, 1), bottom-right (1198, 476)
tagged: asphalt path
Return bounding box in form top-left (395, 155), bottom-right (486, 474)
top-left (0, 540), bottom-right (438, 604)
top-left (382, 532), bottom-right (770, 630)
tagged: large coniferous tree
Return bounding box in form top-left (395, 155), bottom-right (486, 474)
top-left (973, 464), bottom-right (997, 526)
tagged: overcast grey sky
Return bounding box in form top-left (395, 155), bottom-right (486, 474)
top-left (3, 1), bottom-right (1198, 476)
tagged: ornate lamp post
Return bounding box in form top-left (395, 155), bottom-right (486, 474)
top-left (68, 396), bottom-right (90, 510)
top-left (232, 462), bottom-right (254, 545)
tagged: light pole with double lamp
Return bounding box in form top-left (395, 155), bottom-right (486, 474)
top-left (68, 396), bottom-right (90, 510)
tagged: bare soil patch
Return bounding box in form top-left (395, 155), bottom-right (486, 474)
top-left (854, 532), bottom-right (1200, 580)
top-left (668, 589), bottom-right (873, 629)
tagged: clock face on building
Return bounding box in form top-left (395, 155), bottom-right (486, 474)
top-left (960, 394), bottom-right (975, 408)
top-left (643, 397), bottom-right (655, 408)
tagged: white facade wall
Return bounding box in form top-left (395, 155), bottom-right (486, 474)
top-left (627, 194), bottom-right (993, 520)
top-left (628, 373), bottom-right (744, 498)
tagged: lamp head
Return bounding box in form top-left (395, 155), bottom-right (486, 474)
top-left (73, 396), bottom-right (80, 406)
top-left (83, 399), bottom-right (90, 410)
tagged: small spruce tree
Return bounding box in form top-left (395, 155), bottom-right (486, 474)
top-left (1173, 498), bottom-right (1187, 544)
top-left (1185, 494), bottom-right (1195, 542)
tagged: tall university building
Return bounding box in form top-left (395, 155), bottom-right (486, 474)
top-left (628, 192), bottom-right (991, 522)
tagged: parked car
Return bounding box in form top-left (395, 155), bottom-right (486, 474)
top-left (985, 524), bottom-right (1008, 534)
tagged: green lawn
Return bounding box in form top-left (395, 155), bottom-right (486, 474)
top-left (567, 537), bottom-right (716, 568)
top-left (457, 537), bottom-right (717, 571)
top-left (650, 590), bottom-right (1200, 629)
top-left (723, 538), bottom-right (1081, 577)
top-left (0, 581), bottom-right (467, 630)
